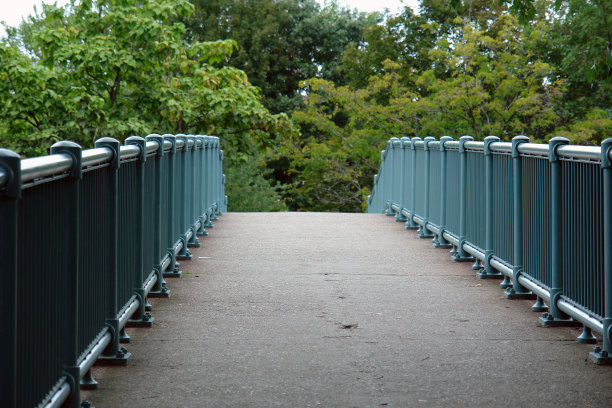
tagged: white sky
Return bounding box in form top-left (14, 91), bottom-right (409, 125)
top-left (1, 0), bottom-right (419, 29)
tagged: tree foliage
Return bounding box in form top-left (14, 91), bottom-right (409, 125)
top-left (2, 0), bottom-right (611, 213)
top-left (183, 0), bottom-right (379, 113)
top-left (0, 0), bottom-right (299, 211)
top-left (286, 0), bottom-right (612, 212)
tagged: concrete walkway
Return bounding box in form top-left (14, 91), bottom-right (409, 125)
top-left (83, 213), bottom-right (612, 407)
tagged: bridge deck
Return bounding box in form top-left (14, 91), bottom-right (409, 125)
top-left (83, 213), bottom-right (612, 407)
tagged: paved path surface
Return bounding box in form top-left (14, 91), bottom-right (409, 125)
top-left (83, 213), bottom-right (612, 407)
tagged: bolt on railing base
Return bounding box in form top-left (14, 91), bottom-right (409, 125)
top-left (590, 347), bottom-right (612, 365)
top-left (538, 312), bottom-right (582, 327)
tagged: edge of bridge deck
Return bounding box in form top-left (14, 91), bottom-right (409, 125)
top-left (83, 212), bottom-right (612, 407)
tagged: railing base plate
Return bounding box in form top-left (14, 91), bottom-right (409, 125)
top-left (504, 288), bottom-right (536, 300)
top-left (590, 347), bottom-right (612, 364)
top-left (126, 313), bottom-right (154, 328)
top-left (95, 348), bottom-right (131, 366)
top-left (477, 270), bottom-right (503, 279)
top-left (433, 242), bottom-right (452, 249)
top-left (163, 270), bottom-right (182, 278)
top-left (148, 287), bottom-right (170, 298)
top-left (538, 313), bottom-right (582, 327)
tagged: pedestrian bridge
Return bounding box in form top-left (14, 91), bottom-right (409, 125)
top-left (3, 134), bottom-right (612, 407)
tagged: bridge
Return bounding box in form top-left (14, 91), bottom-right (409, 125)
top-left (2, 134), bottom-right (612, 407)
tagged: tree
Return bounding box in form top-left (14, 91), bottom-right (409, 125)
top-left (183, 0), bottom-right (379, 113)
top-left (416, 14), bottom-right (563, 140)
top-left (0, 0), bottom-right (297, 210)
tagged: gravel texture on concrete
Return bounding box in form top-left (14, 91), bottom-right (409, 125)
top-left (82, 212), bottom-right (612, 407)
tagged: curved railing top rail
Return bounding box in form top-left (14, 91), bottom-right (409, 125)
top-left (0, 134), bottom-right (221, 189)
top-left (381, 136), bottom-right (611, 161)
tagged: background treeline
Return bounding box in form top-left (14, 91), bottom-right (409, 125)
top-left (1, 0), bottom-right (611, 212)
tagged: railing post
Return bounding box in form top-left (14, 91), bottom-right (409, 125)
top-left (540, 136), bottom-right (577, 326)
top-left (203, 137), bottom-right (214, 228)
top-left (163, 134), bottom-right (182, 277)
top-left (145, 134), bottom-right (170, 298)
top-left (478, 136), bottom-right (503, 278)
top-left (454, 136), bottom-right (474, 261)
top-left (379, 150), bottom-right (386, 214)
top-left (0, 149), bottom-right (21, 408)
top-left (436, 136), bottom-right (454, 248)
top-left (406, 137), bottom-right (421, 229)
top-left (49, 141), bottom-right (83, 407)
top-left (93, 137), bottom-right (131, 365)
top-left (220, 148), bottom-right (226, 213)
top-left (419, 136), bottom-right (436, 238)
top-left (504, 136), bottom-right (536, 300)
top-left (385, 138), bottom-right (398, 215)
top-left (195, 136), bottom-right (209, 236)
top-left (396, 136), bottom-right (410, 221)
top-left (124, 136), bottom-right (154, 327)
top-left (175, 135), bottom-right (192, 261)
top-left (187, 136), bottom-right (203, 245)
top-left (211, 138), bottom-right (221, 219)
top-left (591, 138), bottom-right (612, 363)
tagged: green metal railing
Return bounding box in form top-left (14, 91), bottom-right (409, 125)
top-left (368, 136), bottom-right (612, 364)
top-left (0, 134), bottom-right (226, 408)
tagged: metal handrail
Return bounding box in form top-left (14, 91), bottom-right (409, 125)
top-left (21, 154), bottom-right (73, 183)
